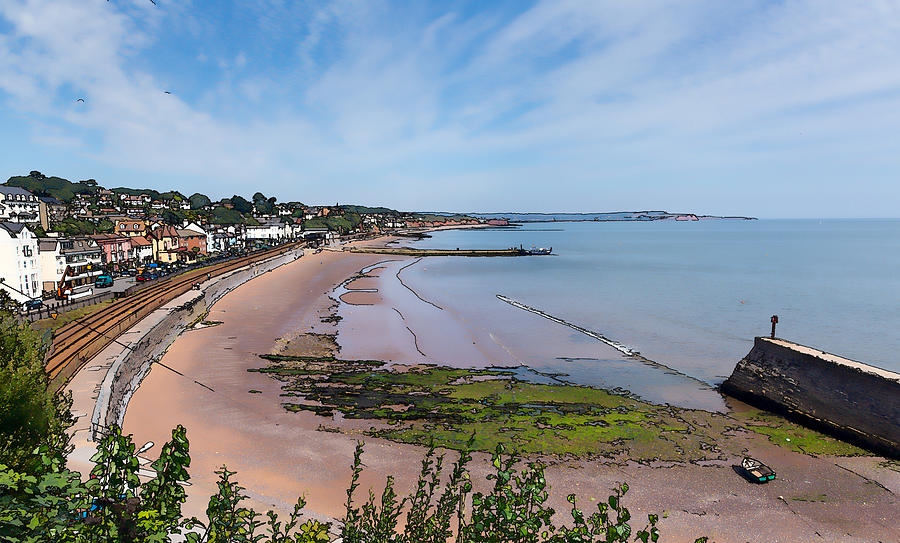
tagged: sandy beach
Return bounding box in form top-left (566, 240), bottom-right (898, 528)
top-left (122, 238), bottom-right (899, 542)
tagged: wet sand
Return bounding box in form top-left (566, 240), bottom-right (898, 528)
top-left (122, 242), bottom-right (899, 541)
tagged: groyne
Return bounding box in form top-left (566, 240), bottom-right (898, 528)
top-left (348, 247), bottom-right (524, 257)
top-left (91, 247), bottom-right (305, 439)
top-left (721, 337), bottom-right (900, 458)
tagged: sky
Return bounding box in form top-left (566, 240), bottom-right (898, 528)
top-left (1, 1), bottom-right (899, 217)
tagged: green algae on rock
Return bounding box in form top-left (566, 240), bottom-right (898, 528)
top-left (732, 408), bottom-right (870, 456)
top-left (251, 357), bottom-right (741, 461)
top-left (251, 355), bottom-right (873, 460)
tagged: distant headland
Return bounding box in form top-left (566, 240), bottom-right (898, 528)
top-left (436, 211), bottom-right (758, 222)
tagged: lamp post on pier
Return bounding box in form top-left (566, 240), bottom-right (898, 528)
top-left (770, 315), bottom-right (778, 339)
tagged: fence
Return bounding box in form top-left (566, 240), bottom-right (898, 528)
top-left (19, 291), bottom-right (119, 323)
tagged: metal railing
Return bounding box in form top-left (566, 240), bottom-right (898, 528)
top-left (18, 291), bottom-right (118, 323)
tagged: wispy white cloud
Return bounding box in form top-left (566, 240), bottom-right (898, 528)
top-left (0, 0), bottom-right (899, 216)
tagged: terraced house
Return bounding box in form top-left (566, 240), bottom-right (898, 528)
top-left (89, 233), bottom-right (134, 272)
top-left (149, 224), bottom-right (181, 264)
top-left (0, 186), bottom-right (40, 223)
top-left (115, 217), bottom-right (148, 237)
top-left (176, 228), bottom-right (207, 262)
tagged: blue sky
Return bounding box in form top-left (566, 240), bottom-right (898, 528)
top-left (1, 0), bottom-right (899, 217)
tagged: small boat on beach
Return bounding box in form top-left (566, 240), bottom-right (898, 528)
top-left (739, 457), bottom-right (776, 483)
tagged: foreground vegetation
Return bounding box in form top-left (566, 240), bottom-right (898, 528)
top-left (1, 423), bottom-right (712, 542)
top-left (254, 355), bottom-right (869, 460)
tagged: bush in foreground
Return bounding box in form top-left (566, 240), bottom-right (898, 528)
top-left (0, 424), bottom-right (706, 542)
top-left (0, 302), bottom-right (73, 475)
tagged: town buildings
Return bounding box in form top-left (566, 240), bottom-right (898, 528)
top-left (89, 233), bottom-right (134, 271)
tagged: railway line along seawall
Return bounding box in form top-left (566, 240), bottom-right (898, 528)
top-left (722, 337), bottom-right (900, 458)
top-left (85, 246), bottom-right (305, 442)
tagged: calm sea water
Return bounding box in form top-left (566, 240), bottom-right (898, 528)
top-left (403, 220), bottom-right (900, 392)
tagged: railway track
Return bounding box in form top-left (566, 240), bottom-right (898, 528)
top-left (47, 241), bottom-right (304, 389)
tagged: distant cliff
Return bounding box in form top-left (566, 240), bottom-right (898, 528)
top-left (722, 337), bottom-right (900, 458)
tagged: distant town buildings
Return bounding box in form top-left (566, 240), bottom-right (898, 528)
top-left (0, 172), bottom-right (496, 306)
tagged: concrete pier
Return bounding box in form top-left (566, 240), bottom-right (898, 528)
top-left (722, 337), bottom-right (900, 458)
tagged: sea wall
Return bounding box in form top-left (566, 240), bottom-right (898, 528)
top-left (722, 337), bottom-right (900, 458)
top-left (91, 248), bottom-right (305, 438)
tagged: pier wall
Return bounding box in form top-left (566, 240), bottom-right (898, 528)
top-left (722, 337), bottom-right (900, 458)
top-left (92, 248), bottom-right (304, 438)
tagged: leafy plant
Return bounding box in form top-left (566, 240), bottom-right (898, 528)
top-left (0, 307), bottom-right (73, 474)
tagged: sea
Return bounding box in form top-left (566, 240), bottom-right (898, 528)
top-left (339, 219), bottom-right (900, 411)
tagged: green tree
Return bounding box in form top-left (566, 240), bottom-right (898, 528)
top-left (161, 210), bottom-right (182, 225)
top-left (0, 306), bottom-right (73, 474)
top-left (189, 193), bottom-right (212, 210)
top-left (207, 206), bottom-right (245, 225)
top-left (251, 193), bottom-right (277, 215)
top-left (230, 195), bottom-right (253, 214)
top-left (96, 219), bottom-right (115, 233)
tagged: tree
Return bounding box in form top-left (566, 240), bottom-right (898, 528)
top-left (189, 193), bottom-right (212, 210)
top-left (207, 206), bottom-right (245, 225)
top-left (230, 195), bottom-right (253, 214)
top-left (161, 210), bottom-right (182, 225)
top-left (0, 306), bottom-right (73, 474)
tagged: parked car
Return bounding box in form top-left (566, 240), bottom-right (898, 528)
top-left (136, 272), bottom-right (159, 282)
top-left (94, 274), bottom-right (114, 288)
top-left (23, 298), bottom-right (43, 311)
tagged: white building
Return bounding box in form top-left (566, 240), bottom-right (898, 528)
top-left (0, 222), bottom-right (41, 303)
top-left (38, 237), bottom-right (104, 293)
top-left (0, 186), bottom-right (41, 223)
top-left (246, 219), bottom-right (288, 242)
top-left (208, 225), bottom-right (246, 253)
top-left (129, 236), bottom-right (154, 263)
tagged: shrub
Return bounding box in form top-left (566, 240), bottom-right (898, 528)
top-left (0, 308), bottom-right (73, 474)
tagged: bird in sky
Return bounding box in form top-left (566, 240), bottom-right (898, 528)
top-left (163, 91), bottom-right (172, 94)
top-left (76, 98), bottom-right (85, 103)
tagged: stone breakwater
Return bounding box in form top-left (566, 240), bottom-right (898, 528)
top-left (721, 337), bottom-right (900, 458)
top-left (91, 248), bottom-right (305, 439)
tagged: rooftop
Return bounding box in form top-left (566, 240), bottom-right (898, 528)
top-left (0, 186), bottom-right (34, 197)
top-left (0, 221), bottom-right (28, 237)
